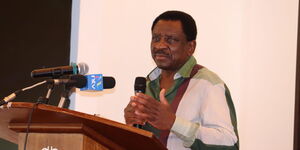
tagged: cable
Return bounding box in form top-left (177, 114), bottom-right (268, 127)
top-left (0, 81), bottom-right (47, 148)
top-left (23, 102), bottom-right (39, 150)
top-left (19, 81), bottom-right (47, 149)
top-left (22, 81), bottom-right (47, 91)
top-left (0, 81), bottom-right (47, 106)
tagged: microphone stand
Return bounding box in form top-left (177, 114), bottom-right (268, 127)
top-left (37, 83), bottom-right (54, 104)
top-left (57, 85), bottom-right (72, 108)
top-left (45, 84), bottom-right (54, 104)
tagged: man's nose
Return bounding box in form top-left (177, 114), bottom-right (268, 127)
top-left (154, 39), bottom-right (168, 49)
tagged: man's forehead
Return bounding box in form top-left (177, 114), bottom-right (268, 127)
top-left (152, 20), bottom-right (184, 35)
top-left (154, 20), bottom-right (182, 28)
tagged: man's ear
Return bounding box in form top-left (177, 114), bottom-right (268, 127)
top-left (187, 40), bottom-right (196, 56)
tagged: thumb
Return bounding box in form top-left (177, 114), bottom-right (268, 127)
top-left (159, 89), bottom-right (169, 105)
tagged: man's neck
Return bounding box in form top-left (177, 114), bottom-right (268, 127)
top-left (160, 70), bottom-right (177, 90)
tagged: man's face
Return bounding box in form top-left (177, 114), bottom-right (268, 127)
top-left (151, 20), bottom-right (195, 71)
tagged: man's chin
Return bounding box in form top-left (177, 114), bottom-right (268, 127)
top-left (156, 64), bottom-right (174, 70)
top-left (156, 63), bottom-right (167, 69)
top-left (155, 60), bottom-right (176, 70)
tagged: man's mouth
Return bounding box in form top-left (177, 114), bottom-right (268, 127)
top-left (154, 53), bottom-right (170, 60)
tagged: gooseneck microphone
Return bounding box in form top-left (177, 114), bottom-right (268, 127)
top-left (102, 77), bottom-right (116, 89)
top-left (47, 74), bottom-right (87, 88)
top-left (134, 77), bottom-right (146, 128)
top-left (50, 74), bottom-right (116, 108)
top-left (31, 62), bottom-right (89, 78)
top-left (47, 74), bottom-right (116, 90)
top-left (80, 74), bottom-right (116, 91)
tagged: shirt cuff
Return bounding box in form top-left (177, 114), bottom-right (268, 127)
top-left (170, 116), bottom-right (200, 147)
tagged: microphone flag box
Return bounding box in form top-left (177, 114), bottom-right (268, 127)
top-left (80, 74), bottom-right (103, 91)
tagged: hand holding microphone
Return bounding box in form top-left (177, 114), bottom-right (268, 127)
top-left (127, 77), bottom-right (175, 130)
top-left (133, 77), bottom-right (147, 128)
top-left (124, 77), bottom-right (146, 128)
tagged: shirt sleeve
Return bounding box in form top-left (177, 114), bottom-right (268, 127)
top-left (171, 116), bottom-right (200, 147)
top-left (170, 83), bottom-right (238, 148)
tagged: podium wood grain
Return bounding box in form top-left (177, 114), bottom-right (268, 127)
top-left (0, 102), bottom-right (167, 150)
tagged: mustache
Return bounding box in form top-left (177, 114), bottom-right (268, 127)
top-left (153, 50), bottom-right (169, 56)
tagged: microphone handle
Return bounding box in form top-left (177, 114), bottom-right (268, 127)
top-left (133, 90), bottom-right (144, 129)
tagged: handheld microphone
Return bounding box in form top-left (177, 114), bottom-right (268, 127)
top-left (133, 77), bottom-right (146, 128)
top-left (80, 74), bottom-right (116, 91)
top-left (31, 62), bottom-right (89, 78)
top-left (134, 77), bottom-right (146, 93)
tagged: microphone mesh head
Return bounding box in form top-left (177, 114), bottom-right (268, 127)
top-left (78, 62), bottom-right (89, 75)
top-left (103, 77), bottom-right (116, 89)
top-left (134, 77), bottom-right (146, 93)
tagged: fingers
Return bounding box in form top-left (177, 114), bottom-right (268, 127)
top-left (130, 94), bottom-right (160, 122)
top-left (124, 101), bottom-right (146, 125)
top-left (134, 109), bottom-right (156, 122)
top-left (125, 91), bottom-right (172, 128)
top-left (125, 117), bottom-right (146, 125)
top-left (130, 95), bottom-right (160, 112)
top-left (134, 102), bottom-right (159, 116)
top-left (159, 89), bottom-right (169, 105)
top-left (124, 89), bottom-right (176, 130)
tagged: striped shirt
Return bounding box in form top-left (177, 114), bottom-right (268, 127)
top-left (143, 56), bottom-right (239, 150)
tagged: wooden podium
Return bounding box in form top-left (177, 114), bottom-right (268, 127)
top-left (0, 102), bottom-right (167, 150)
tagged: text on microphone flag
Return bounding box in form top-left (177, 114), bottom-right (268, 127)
top-left (80, 74), bottom-right (103, 91)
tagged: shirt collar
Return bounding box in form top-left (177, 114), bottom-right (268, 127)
top-left (147, 56), bottom-right (197, 81)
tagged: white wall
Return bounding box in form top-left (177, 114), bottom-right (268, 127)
top-left (239, 0), bottom-right (298, 149)
top-left (70, 0), bottom-right (298, 150)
